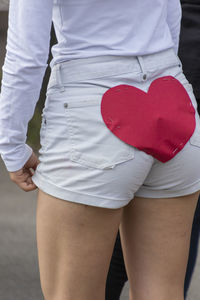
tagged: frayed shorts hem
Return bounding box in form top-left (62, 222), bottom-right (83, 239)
top-left (32, 171), bottom-right (130, 209)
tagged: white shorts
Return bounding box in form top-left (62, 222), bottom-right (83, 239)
top-left (32, 48), bottom-right (200, 209)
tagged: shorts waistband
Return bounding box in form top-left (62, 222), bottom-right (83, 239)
top-left (47, 48), bottom-right (181, 91)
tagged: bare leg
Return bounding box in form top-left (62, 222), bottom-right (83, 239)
top-left (120, 192), bottom-right (199, 300)
top-left (36, 189), bottom-right (123, 300)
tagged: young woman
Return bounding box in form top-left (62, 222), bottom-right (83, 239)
top-left (0, 1), bottom-right (200, 299)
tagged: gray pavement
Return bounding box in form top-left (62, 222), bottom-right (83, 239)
top-left (0, 1), bottom-right (9, 11)
top-left (0, 159), bottom-right (42, 300)
top-left (0, 158), bottom-right (199, 300)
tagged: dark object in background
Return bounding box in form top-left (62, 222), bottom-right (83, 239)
top-left (178, 2), bottom-right (200, 108)
top-left (26, 24), bottom-right (57, 150)
top-left (184, 198), bottom-right (200, 297)
top-left (179, 5), bottom-right (200, 296)
top-left (105, 233), bottom-right (128, 300)
top-left (38, 24), bottom-right (57, 111)
top-left (0, 11), bottom-right (8, 79)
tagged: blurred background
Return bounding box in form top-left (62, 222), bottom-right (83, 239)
top-left (0, 2), bottom-right (48, 299)
top-left (0, 1), bottom-right (200, 300)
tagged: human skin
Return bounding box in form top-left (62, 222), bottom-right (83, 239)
top-left (9, 151), bottom-right (40, 192)
top-left (34, 189), bottom-right (199, 300)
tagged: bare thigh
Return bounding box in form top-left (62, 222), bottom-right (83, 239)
top-left (120, 192), bottom-right (199, 300)
top-left (36, 189), bottom-right (122, 300)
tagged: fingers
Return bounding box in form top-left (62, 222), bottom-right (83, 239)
top-left (20, 168), bottom-right (38, 191)
top-left (19, 181), bottom-right (38, 192)
top-left (9, 150), bottom-right (40, 192)
top-left (9, 166), bottom-right (38, 192)
top-left (10, 169), bottom-right (37, 192)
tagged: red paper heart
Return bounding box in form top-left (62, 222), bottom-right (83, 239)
top-left (101, 76), bottom-right (196, 162)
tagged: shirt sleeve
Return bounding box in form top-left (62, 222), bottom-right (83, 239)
top-left (166, 0), bottom-right (182, 54)
top-left (0, 0), bottom-right (54, 172)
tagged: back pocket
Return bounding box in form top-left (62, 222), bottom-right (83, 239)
top-left (64, 98), bottom-right (134, 169)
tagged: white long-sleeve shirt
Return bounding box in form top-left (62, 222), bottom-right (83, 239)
top-left (0, 0), bottom-right (182, 172)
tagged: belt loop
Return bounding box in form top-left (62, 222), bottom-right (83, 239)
top-left (56, 64), bottom-right (65, 92)
top-left (137, 56), bottom-right (147, 81)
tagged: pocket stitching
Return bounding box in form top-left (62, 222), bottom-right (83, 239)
top-left (64, 102), bottom-right (135, 169)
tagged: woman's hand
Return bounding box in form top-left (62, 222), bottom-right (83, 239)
top-left (9, 151), bottom-right (40, 192)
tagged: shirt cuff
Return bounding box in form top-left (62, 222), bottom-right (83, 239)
top-left (1, 144), bottom-right (33, 172)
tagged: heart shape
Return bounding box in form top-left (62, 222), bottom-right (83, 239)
top-left (101, 76), bottom-right (196, 162)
